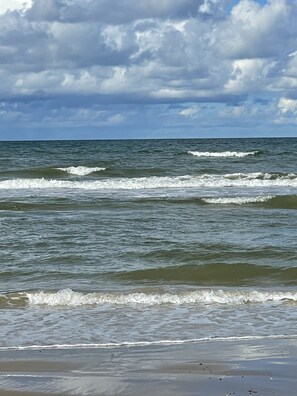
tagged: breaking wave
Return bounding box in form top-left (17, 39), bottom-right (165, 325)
top-left (0, 288), bottom-right (293, 307)
top-left (1, 172), bottom-right (297, 190)
top-left (202, 194), bottom-right (297, 208)
top-left (56, 166), bottom-right (106, 176)
top-left (188, 151), bottom-right (260, 158)
top-left (203, 196), bottom-right (272, 204)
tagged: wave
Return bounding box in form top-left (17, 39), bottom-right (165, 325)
top-left (188, 151), bottom-right (260, 158)
top-left (1, 172), bottom-right (297, 190)
top-left (0, 195), bottom-right (293, 210)
top-left (264, 194), bottom-right (297, 209)
top-left (1, 288), bottom-right (295, 308)
top-left (1, 195), bottom-right (297, 211)
top-left (129, 194), bottom-right (297, 209)
top-left (56, 166), bottom-right (106, 176)
top-left (203, 196), bottom-right (272, 205)
top-left (26, 289), bottom-right (297, 306)
top-left (203, 194), bottom-right (297, 208)
top-left (0, 166), bottom-right (106, 179)
top-left (114, 263), bottom-right (297, 285)
top-left (2, 334), bottom-right (297, 351)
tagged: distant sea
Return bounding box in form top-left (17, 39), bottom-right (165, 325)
top-left (0, 138), bottom-right (296, 350)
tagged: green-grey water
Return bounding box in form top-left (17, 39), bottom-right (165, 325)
top-left (0, 138), bottom-right (296, 349)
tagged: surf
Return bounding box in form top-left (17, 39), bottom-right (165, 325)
top-left (4, 288), bottom-right (293, 307)
top-left (1, 172), bottom-right (297, 190)
top-left (188, 151), bottom-right (260, 157)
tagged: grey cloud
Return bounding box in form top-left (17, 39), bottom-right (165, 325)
top-left (0, 12), bottom-right (52, 71)
top-left (0, 14), bottom-right (139, 72)
top-left (27, 0), bottom-right (202, 23)
top-left (26, 0), bottom-right (61, 21)
top-left (52, 23), bottom-right (138, 68)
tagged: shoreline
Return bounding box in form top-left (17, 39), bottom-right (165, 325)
top-left (0, 338), bottom-right (296, 395)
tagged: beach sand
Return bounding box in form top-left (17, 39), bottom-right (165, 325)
top-left (0, 338), bottom-right (296, 395)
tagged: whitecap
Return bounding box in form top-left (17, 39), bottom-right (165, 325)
top-left (1, 172), bottom-right (297, 190)
top-left (203, 196), bottom-right (273, 205)
top-left (25, 288), bottom-right (297, 307)
top-left (57, 166), bottom-right (106, 176)
top-left (188, 151), bottom-right (259, 157)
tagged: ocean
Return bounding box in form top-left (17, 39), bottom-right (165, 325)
top-left (0, 138), bottom-right (296, 350)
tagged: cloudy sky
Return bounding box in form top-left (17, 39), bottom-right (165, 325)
top-left (0, 0), bottom-right (297, 140)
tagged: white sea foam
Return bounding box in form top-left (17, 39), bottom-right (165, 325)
top-left (25, 289), bottom-right (297, 307)
top-left (203, 196), bottom-right (273, 205)
top-left (1, 173), bottom-right (297, 190)
top-left (188, 151), bottom-right (259, 157)
top-left (2, 334), bottom-right (297, 351)
top-left (57, 166), bottom-right (106, 176)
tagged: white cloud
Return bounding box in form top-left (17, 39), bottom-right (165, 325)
top-left (224, 59), bottom-right (269, 93)
top-left (0, 0), bottom-right (297, 137)
top-left (179, 105), bottom-right (201, 119)
top-left (0, 0), bottom-right (32, 15)
top-left (1, 0), bottom-right (296, 102)
top-left (217, 0), bottom-right (294, 59)
top-left (199, 0), bottom-right (228, 15)
top-left (219, 105), bottom-right (246, 118)
top-left (275, 97), bottom-right (297, 125)
top-left (278, 97), bottom-right (297, 115)
top-left (283, 51), bottom-right (297, 79)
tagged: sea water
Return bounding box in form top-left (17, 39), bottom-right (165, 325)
top-left (0, 138), bottom-right (296, 350)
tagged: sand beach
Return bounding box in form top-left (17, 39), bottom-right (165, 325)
top-left (0, 337), bottom-right (296, 395)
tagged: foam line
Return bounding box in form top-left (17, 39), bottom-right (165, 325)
top-left (2, 334), bottom-right (297, 351)
top-left (23, 288), bottom-right (297, 306)
top-left (1, 172), bottom-right (297, 190)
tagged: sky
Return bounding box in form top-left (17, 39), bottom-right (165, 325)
top-left (0, 0), bottom-right (297, 140)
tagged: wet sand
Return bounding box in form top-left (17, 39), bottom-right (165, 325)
top-left (0, 338), bottom-right (296, 395)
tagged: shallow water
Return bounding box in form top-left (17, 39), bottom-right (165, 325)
top-left (0, 138), bottom-right (296, 348)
